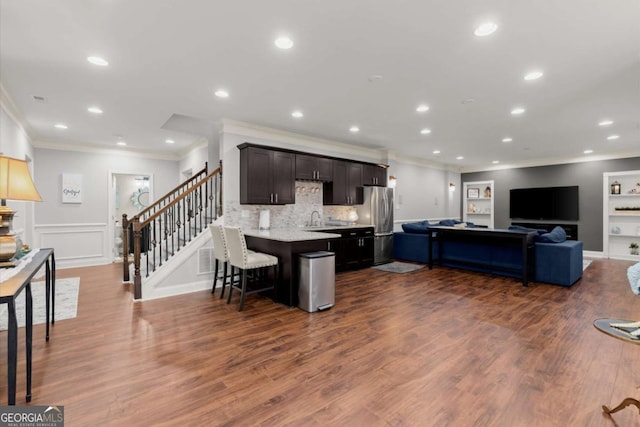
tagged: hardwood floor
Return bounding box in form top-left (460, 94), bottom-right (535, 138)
top-left (1, 258), bottom-right (639, 426)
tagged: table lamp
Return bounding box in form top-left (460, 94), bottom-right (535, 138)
top-left (0, 155), bottom-right (42, 267)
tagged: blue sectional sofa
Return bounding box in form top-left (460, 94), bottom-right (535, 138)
top-left (393, 220), bottom-right (583, 287)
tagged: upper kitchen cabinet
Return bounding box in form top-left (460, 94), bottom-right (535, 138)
top-left (295, 154), bottom-right (333, 182)
top-left (323, 160), bottom-right (363, 205)
top-left (239, 144), bottom-right (295, 205)
top-left (362, 164), bottom-right (387, 186)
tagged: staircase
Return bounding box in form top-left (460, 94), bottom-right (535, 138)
top-left (122, 162), bottom-right (222, 299)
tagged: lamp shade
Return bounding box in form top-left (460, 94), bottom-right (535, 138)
top-left (0, 156), bottom-right (42, 202)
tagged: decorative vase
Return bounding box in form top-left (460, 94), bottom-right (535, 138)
top-left (632, 248), bottom-right (639, 256)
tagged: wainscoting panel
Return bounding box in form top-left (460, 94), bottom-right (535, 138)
top-left (34, 223), bottom-right (111, 268)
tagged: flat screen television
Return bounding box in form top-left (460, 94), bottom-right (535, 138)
top-left (509, 186), bottom-right (579, 221)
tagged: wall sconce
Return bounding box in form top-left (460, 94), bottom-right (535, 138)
top-left (611, 181), bottom-right (621, 195)
top-left (0, 155), bottom-right (43, 267)
top-left (449, 182), bottom-right (456, 192)
top-left (388, 175), bottom-right (397, 188)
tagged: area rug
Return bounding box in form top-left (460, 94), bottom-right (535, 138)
top-left (0, 277), bottom-right (80, 331)
top-left (372, 262), bottom-right (424, 274)
top-left (583, 260), bottom-right (592, 271)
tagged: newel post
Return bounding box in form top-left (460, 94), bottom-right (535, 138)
top-left (132, 217), bottom-right (142, 300)
top-left (122, 214), bottom-right (130, 282)
top-left (218, 160), bottom-right (223, 218)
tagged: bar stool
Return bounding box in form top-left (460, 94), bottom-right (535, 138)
top-left (209, 224), bottom-right (230, 298)
top-left (223, 226), bottom-right (278, 311)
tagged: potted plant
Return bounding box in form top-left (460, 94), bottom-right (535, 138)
top-left (631, 242), bottom-right (639, 255)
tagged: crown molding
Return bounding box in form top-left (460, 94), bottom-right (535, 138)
top-left (220, 118), bottom-right (387, 163)
top-left (385, 150), bottom-right (457, 172)
top-left (32, 139), bottom-right (180, 161)
top-left (0, 83), bottom-right (36, 144)
top-left (460, 149), bottom-right (640, 173)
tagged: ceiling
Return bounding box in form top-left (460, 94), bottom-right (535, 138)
top-left (1, 0), bottom-right (639, 171)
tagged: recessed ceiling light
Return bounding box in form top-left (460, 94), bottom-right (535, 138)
top-left (474, 22), bottom-right (498, 37)
top-left (598, 120), bottom-right (614, 126)
top-left (420, 128), bottom-right (431, 135)
top-left (274, 36), bottom-right (294, 49)
top-left (416, 104), bottom-right (429, 113)
top-left (607, 134), bottom-right (620, 140)
top-left (87, 56), bottom-right (109, 66)
top-left (165, 139), bottom-right (175, 144)
top-left (584, 149), bottom-right (594, 154)
top-left (368, 74), bottom-right (383, 83)
top-left (492, 160), bottom-right (500, 164)
top-left (214, 89), bottom-right (229, 98)
top-left (291, 110), bottom-right (303, 118)
top-left (456, 156), bottom-right (464, 160)
top-left (349, 126), bottom-right (360, 133)
top-left (524, 70), bottom-right (544, 81)
top-left (54, 123), bottom-right (68, 129)
top-left (433, 150), bottom-right (441, 155)
top-left (461, 98), bottom-right (476, 104)
top-left (87, 107), bottom-right (103, 114)
top-left (117, 141), bottom-right (127, 146)
top-left (502, 137), bottom-right (513, 143)
top-left (511, 107), bottom-right (526, 115)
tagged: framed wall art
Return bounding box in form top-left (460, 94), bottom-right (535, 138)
top-left (467, 187), bottom-right (480, 199)
top-left (62, 173), bottom-right (82, 203)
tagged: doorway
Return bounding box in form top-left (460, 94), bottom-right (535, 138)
top-left (110, 172), bottom-right (153, 261)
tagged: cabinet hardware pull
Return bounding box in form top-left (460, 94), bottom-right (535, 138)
top-left (270, 193), bottom-right (273, 203)
top-left (275, 193), bottom-right (278, 203)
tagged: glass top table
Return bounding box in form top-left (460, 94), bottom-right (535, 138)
top-left (593, 318), bottom-right (640, 417)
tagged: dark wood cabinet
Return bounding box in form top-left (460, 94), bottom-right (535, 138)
top-left (325, 227), bottom-right (374, 271)
top-left (363, 164), bottom-right (387, 186)
top-left (295, 154), bottom-right (333, 181)
top-left (240, 145), bottom-right (295, 204)
top-left (323, 160), bottom-right (363, 205)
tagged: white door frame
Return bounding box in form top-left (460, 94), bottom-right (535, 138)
top-left (107, 170), bottom-right (154, 261)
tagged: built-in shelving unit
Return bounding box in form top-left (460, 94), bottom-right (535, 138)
top-left (603, 170), bottom-right (640, 260)
top-left (463, 180), bottom-right (494, 228)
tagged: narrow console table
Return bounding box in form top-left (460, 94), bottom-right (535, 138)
top-left (593, 318), bottom-right (640, 417)
top-left (427, 226), bottom-right (536, 286)
top-left (0, 248), bottom-right (56, 405)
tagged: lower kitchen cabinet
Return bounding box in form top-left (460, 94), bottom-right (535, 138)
top-left (324, 227), bottom-right (374, 271)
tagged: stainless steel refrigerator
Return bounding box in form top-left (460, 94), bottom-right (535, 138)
top-left (356, 186), bottom-right (394, 265)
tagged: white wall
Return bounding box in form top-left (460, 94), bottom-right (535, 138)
top-left (0, 96), bottom-right (38, 245)
top-left (387, 158), bottom-right (460, 228)
top-left (178, 141), bottom-right (208, 180)
top-left (33, 147), bottom-right (180, 267)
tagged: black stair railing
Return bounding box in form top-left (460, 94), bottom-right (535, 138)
top-left (122, 161), bottom-right (222, 299)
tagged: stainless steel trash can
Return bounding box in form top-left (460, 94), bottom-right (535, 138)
top-left (298, 251), bottom-right (335, 312)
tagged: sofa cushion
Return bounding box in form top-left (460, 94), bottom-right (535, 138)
top-left (537, 226), bottom-right (567, 243)
top-left (535, 240), bottom-right (583, 286)
top-left (629, 262), bottom-right (640, 295)
top-left (401, 221), bottom-right (430, 234)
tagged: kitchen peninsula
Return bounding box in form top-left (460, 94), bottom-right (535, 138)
top-left (243, 228), bottom-right (340, 307)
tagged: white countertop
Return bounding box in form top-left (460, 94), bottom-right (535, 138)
top-left (301, 224), bottom-right (374, 232)
top-left (243, 228), bottom-right (341, 242)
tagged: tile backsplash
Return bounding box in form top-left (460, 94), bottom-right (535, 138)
top-left (225, 181), bottom-right (356, 229)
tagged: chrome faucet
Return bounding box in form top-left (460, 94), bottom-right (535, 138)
top-left (309, 210), bottom-right (321, 227)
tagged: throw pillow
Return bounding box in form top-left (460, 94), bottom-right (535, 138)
top-left (536, 226), bottom-right (567, 243)
top-left (628, 262), bottom-right (640, 296)
top-left (401, 221), bottom-right (430, 234)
